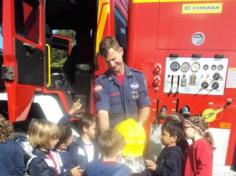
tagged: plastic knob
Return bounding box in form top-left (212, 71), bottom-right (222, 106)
top-left (152, 76), bottom-right (160, 87)
top-left (153, 64), bottom-right (162, 75)
top-left (213, 73), bottom-right (221, 80)
top-left (201, 82), bottom-right (209, 89)
top-left (211, 82), bottom-right (219, 89)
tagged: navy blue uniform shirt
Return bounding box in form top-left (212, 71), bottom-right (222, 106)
top-left (67, 137), bottom-right (99, 169)
top-left (0, 139), bottom-right (25, 176)
top-left (84, 160), bottom-right (131, 176)
top-left (29, 148), bottom-right (57, 176)
top-left (57, 150), bottom-right (76, 176)
top-left (151, 146), bottom-right (183, 176)
top-left (95, 65), bottom-right (150, 127)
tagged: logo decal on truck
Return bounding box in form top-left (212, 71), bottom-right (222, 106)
top-left (182, 3), bottom-right (223, 14)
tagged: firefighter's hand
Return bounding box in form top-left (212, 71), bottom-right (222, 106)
top-left (70, 166), bottom-right (83, 176)
top-left (68, 99), bottom-right (82, 115)
top-left (146, 159), bottom-right (157, 171)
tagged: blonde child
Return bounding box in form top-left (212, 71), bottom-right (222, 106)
top-left (183, 116), bottom-right (214, 176)
top-left (28, 119), bottom-right (61, 176)
top-left (84, 129), bottom-right (131, 176)
top-left (0, 114), bottom-right (25, 176)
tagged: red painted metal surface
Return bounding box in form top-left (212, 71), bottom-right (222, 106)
top-left (127, 0), bottom-right (236, 165)
top-left (2, 0), bottom-right (45, 122)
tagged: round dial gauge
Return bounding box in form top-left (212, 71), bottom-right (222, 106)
top-left (211, 65), bottom-right (217, 70)
top-left (170, 62), bottom-right (180, 72)
top-left (191, 62), bottom-right (201, 72)
top-left (181, 62), bottom-right (190, 72)
top-left (203, 64), bottom-right (209, 71)
top-left (217, 65), bottom-right (224, 71)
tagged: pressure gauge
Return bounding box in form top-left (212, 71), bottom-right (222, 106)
top-left (217, 65), bottom-right (224, 71)
top-left (203, 64), bottom-right (209, 71)
top-left (181, 62), bottom-right (190, 72)
top-left (170, 61), bottom-right (180, 72)
top-left (191, 62), bottom-right (200, 72)
top-left (211, 65), bottom-right (217, 70)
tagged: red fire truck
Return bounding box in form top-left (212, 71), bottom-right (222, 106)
top-left (0, 0), bottom-right (128, 128)
top-left (1, 0), bottom-right (236, 173)
top-left (127, 0), bottom-right (236, 174)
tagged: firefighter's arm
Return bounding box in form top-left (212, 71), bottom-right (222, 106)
top-left (138, 106), bottom-right (150, 125)
top-left (137, 73), bottom-right (150, 124)
top-left (97, 110), bottom-right (110, 133)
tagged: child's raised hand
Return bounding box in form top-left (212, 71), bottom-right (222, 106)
top-left (69, 99), bottom-right (82, 115)
top-left (146, 159), bottom-right (157, 171)
top-left (70, 166), bottom-right (83, 176)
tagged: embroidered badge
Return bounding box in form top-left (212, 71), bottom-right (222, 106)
top-left (130, 82), bottom-right (139, 89)
top-left (95, 84), bottom-right (103, 92)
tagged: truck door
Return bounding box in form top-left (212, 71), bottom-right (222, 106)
top-left (2, 0), bottom-right (44, 122)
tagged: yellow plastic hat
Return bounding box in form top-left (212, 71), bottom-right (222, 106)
top-left (115, 118), bottom-right (146, 157)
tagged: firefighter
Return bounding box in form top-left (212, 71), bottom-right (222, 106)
top-left (95, 36), bottom-right (150, 133)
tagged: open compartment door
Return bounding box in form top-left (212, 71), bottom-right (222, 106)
top-left (2, 0), bottom-right (45, 122)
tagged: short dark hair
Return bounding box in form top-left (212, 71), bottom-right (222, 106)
top-left (77, 113), bottom-right (96, 135)
top-left (56, 125), bottom-right (72, 148)
top-left (98, 129), bottom-right (125, 158)
top-left (162, 116), bottom-right (184, 142)
top-left (99, 36), bottom-right (120, 57)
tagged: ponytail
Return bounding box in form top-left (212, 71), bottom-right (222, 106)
top-left (203, 130), bottom-right (215, 149)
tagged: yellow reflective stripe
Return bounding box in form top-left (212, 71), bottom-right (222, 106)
top-left (133, 0), bottom-right (221, 3)
top-left (96, 0), bottom-right (110, 53)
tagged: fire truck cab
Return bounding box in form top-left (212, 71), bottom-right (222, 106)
top-left (0, 0), bottom-right (128, 128)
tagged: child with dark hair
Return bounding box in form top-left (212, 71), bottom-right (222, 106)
top-left (68, 113), bottom-right (99, 170)
top-left (146, 116), bottom-right (184, 176)
top-left (0, 114), bottom-right (25, 176)
top-left (84, 129), bottom-right (131, 176)
top-left (55, 125), bottom-right (82, 176)
top-left (183, 115), bottom-right (214, 176)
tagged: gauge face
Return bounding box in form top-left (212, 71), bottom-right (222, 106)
top-left (191, 62), bottom-right (200, 72)
top-left (170, 61), bottom-right (180, 72)
top-left (203, 64), bottom-right (209, 71)
top-left (181, 62), bottom-right (190, 72)
top-left (217, 65), bottom-right (224, 71)
top-left (211, 65), bottom-right (217, 70)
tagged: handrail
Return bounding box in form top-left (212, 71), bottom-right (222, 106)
top-left (45, 44), bottom-right (51, 87)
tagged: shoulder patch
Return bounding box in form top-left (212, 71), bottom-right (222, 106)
top-left (95, 84), bottom-right (103, 92)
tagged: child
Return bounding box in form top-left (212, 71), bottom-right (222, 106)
top-left (84, 129), bottom-right (131, 176)
top-left (146, 116), bottom-right (184, 176)
top-left (68, 113), bottom-right (99, 169)
top-left (55, 125), bottom-right (82, 176)
top-left (28, 119), bottom-right (61, 176)
top-left (0, 114), bottom-right (25, 176)
top-left (183, 116), bottom-right (214, 176)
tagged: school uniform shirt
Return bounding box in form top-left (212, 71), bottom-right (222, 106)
top-left (29, 148), bottom-right (61, 176)
top-left (84, 160), bottom-right (132, 176)
top-left (95, 65), bottom-right (150, 127)
top-left (151, 146), bottom-right (183, 176)
top-left (57, 150), bottom-right (76, 176)
top-left (184, 138), bottom-right (213, 176)
top-left (0, 139), bottom-right (25, 176)
top-left (67, 137), bottom-right (99, 169)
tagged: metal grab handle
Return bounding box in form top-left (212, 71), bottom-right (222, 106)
top-left (45, 44), bottom-right (51, 87)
